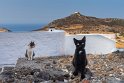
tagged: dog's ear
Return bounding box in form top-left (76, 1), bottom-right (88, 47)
top-left (73, 38), bottom-right (77, 45)
top-left (82, 36), bottom-right (86, 42)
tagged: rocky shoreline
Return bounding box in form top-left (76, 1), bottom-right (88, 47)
top-left (0, 28), bottom-right (11, 32)
top-left (0, 52), bottom-right (124, 83)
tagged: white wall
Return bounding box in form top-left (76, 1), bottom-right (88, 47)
top-left (0, 31), bottom-right (65, 64)
top-left (0, 32), bottom-right (116, 65)
top-left (65, 34), bottom-right (116, 55)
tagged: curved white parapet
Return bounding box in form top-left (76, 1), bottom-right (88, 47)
top-left (97, 34), bottom-right (116, 41)
top-left (65, 34), bottom-right (116, 55)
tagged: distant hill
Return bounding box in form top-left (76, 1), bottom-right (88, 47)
top-left (0, 28), bottom-right (11, 32)
top-left (37, 12), bottom-right (124, 34)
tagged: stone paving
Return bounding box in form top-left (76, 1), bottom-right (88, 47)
top-left (0, 52), bottom-right (124, 83)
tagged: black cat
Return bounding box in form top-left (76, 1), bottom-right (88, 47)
top-left (72, 36), bottom-right (88, 80)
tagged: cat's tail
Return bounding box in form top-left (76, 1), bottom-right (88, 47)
top-left (25, 50), bottom-right (28, 58)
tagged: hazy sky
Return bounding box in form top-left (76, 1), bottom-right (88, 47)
top-left (0, 0), bottom-right (124, 24)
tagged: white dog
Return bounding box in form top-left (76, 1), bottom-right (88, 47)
top-left (25, 41), bottom-right (35, 60)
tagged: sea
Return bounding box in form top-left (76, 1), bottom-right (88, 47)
top-left (0, 24), bottom-right (46, 32)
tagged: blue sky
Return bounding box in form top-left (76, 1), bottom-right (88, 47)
top-left (0, 0), bottom-right (124, 24)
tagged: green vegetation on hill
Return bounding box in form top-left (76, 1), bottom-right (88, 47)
top-left (109, 18), bottom-right (124, 27)
top-left (37, 12), bottom-right (124, 34)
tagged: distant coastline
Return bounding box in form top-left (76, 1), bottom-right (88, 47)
top-left (0, 24), bottom-right (46, 32)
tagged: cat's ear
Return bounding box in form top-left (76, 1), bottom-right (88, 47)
top-left (73, 38), bottom-right (77, 45)
top-left (82, 36), bottom-right (86, 42)
top-left (33, 42), bottom-right (35, 45)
